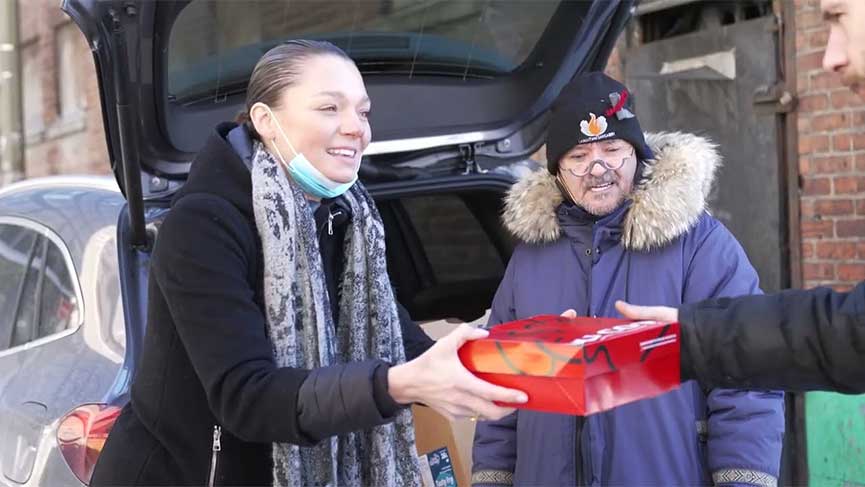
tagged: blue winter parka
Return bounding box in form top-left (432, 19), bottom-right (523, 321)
top-left (471, 133), bottom-right (785, 487)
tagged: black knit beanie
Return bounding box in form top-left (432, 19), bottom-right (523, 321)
top-left (546, 72), bottom-right (653, 174)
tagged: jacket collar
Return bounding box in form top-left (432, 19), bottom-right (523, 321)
top-left (174, 122), bottom-right (256, 218)
top-left (502, 132), bottom-right (721, 251)
top-left (556, 200), bottom-right (628, 244)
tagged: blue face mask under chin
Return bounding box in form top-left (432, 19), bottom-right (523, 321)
top-left (260, 104), bottom-right (358, 199)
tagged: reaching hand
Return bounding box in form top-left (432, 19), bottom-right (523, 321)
top-left (387, 324), bottom-right (527, 421)
top-left (614, 300), bottom-right (678, 323)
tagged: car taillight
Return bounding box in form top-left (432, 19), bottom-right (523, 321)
top-left (57, 404), bottom-right (122, 485)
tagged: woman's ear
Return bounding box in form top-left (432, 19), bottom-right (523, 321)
top-left (250, 103), bottom-right (275, 142)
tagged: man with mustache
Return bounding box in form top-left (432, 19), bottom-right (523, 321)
top-left (617, 0), bottom-right (865, 394)
top-left (471, 72), bottom-right (784, 487)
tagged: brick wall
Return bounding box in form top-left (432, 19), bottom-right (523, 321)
top-left (795, 0), bottom-right (865, 290)
top-left (17, 0), bottom-right (109, 180)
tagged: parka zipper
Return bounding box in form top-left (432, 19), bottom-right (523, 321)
top-left (208, 425), bottom-right (222, 487)
top-left (575, 417), bottom-right (585, 485)
top-left (576, 225), bottom-right (599, 485)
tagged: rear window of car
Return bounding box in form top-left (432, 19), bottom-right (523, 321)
top-left (378, 191), bottom-right (509, 323)
top-left (0, 222), bottom-right (80, 352)
top-left (402, 194), bottom-right (504, 283)
top-left (167, 0), bottom-right (561, 102)
top-left (0, 224), bottom-right (37, 350)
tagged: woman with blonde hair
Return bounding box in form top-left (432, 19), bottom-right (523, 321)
top-left (91, 40), bottom-right (525, 487)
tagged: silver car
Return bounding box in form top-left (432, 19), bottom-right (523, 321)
top-left (0, 177), bottom-right (127, 486)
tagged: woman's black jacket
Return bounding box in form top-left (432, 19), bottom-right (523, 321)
top-left (91, 123), bottom-right (434, 486)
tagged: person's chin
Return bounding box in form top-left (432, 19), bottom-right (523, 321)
top-left (586, 194), bottom-right (623, 216)
top-left (584, 201), bottom-right (616, 217)
top-left (329, 171), bottom-right (357, 184)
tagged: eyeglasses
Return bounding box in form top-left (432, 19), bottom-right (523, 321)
top-left (559, 148), bottom-right (635, 178)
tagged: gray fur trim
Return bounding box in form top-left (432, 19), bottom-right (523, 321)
top-left (251, 143), bottom-right (420, 487)
top-left (502, 132), bottom-right (721, 251)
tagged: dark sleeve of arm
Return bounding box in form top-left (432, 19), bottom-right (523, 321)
top-left (679, 281), bottom-right (865, 393)
top-left (298, 360), bottom-right (404, 439)
top-left (396, 300), bottom-right (435, 361)
top-left (154, 196), bottom-right (391, 443)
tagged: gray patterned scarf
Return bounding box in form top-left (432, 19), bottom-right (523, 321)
top-left (250, 142), bottom-right (421, 486)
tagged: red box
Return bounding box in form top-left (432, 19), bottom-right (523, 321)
top-left (458, 315), bottom-right (680, 415)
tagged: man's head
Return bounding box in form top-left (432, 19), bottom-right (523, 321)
top-left (821, 0), bottom-right (865, 98)
top-left (546, 72), bottom-right (652, 217)
top-left (558, 138), bottom-right (639, 216)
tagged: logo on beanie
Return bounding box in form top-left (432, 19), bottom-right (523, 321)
top-left (580, 113), bottom-right (608, 138)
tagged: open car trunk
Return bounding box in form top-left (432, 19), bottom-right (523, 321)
top-left (377, 183), bottom-right (516, 323)
top-left (61, 0), bottom-right (634, 396)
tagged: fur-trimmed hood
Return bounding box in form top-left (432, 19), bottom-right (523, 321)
top-left (502, 132), bottom-right (720, 251)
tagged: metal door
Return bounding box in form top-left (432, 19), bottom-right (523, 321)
top-left (625, 15), bottom-right (788, 292)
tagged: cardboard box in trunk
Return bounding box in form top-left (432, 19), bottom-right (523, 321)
top-left (414, 405), bottom-right (474, 487)
top-left (412, 316), bottom-right (487, 487)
